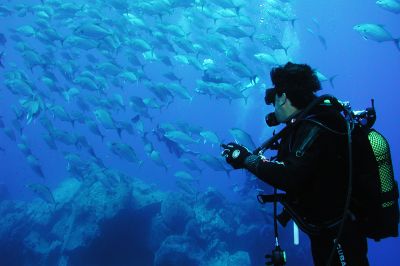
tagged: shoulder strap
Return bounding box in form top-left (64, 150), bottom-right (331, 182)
top-left (295, 123), bottom-right (321, 157)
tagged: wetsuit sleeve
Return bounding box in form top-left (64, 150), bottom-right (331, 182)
top-left (244, 125), bottom-right (326, 194)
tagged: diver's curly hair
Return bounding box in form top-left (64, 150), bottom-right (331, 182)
top-left (270, 62), bottom-right (321, 109)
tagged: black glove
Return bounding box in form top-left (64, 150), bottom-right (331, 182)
top-left (221, 142), bottom-right (252, 169)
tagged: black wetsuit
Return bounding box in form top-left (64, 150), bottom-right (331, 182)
top-left (245, 104), bottom-right (369, 266)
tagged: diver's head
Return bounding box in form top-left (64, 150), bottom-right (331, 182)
top-left (265, 62), bottom-right (321, 123)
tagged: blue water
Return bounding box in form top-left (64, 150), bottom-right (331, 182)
top-left (0, 0), bottom-right (399, 265)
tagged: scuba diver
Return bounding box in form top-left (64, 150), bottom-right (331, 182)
top-left (221, 62), bottom-right (399, 265)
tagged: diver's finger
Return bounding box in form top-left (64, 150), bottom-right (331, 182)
top-left (221, 149), bottom-right (230, 157)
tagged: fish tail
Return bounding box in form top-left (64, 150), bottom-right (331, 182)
top-left (116, 127), bottom-right (122, 138)
top-left (395, 38), bottom-right (400, 52)
top-left (39, 169), bottom-right (45, 179)
top-left (235, 5), bottom-right (243, 16)
top-left (226, 169), bottom-right (232, 178)
top-left (251, 75), bottom-right (258, 85)
top-left (53, 202), bottom-right (59, 212)
top-left (138, 160), bottom-right (144, 168)
top-left (329, 75), bottom-right (338, 88)
top-left (0, 51), bottom-right (3, 68)
top-left (244, 95), bottom-right (249, 105)
top-left (249, 31), bottom-right (255, 42)
top-left (291, 19), bottom-right (297, 28)
top-left (142, 131), bottom-right (148, 139)
top-left (283, 45), bottom-right (290, 56)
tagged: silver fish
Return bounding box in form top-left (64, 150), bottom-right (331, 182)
top-left (229, 128), bottom-right (256, 150)
top-left (94, 109), bottom-right (115, 130)
top-left (200, 130), bottom-right (220, 146)
top-left (26, 154), bottom-right (45, 178)
top-left (27, 183), bottom-right (55, 204)
top-left (150, 150), bottom-right (169, 172)
top-left (376, 0), bottom-right (400, 14)
top-left (164, 130), bottom-right (199, 146)
top-left (108, 142), bottom-right (141, 164)
top-left (179, 157), bottom-right (203, 173)
top-left (353, 23), bottom-right (400, 51)
top-left (198, 154), bottom-right (231, 177)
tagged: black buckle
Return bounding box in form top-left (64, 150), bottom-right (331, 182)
top-left (257, 193), bottom-right (286, 204)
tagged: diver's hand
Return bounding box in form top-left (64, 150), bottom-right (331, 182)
top-left (221, 142), bottom-right (251, 169)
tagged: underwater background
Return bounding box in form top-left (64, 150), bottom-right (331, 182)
top-left (0, 0), bottom-right (399, 265)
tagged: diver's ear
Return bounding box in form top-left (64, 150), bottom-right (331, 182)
top-left (277, 93), bottom-right (287, 106)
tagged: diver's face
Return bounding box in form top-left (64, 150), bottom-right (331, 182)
top-left (273, 93), bottom-right (287, 123)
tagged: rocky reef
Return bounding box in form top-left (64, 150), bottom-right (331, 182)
top-left (0, 175), bottom-right (309, 266)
